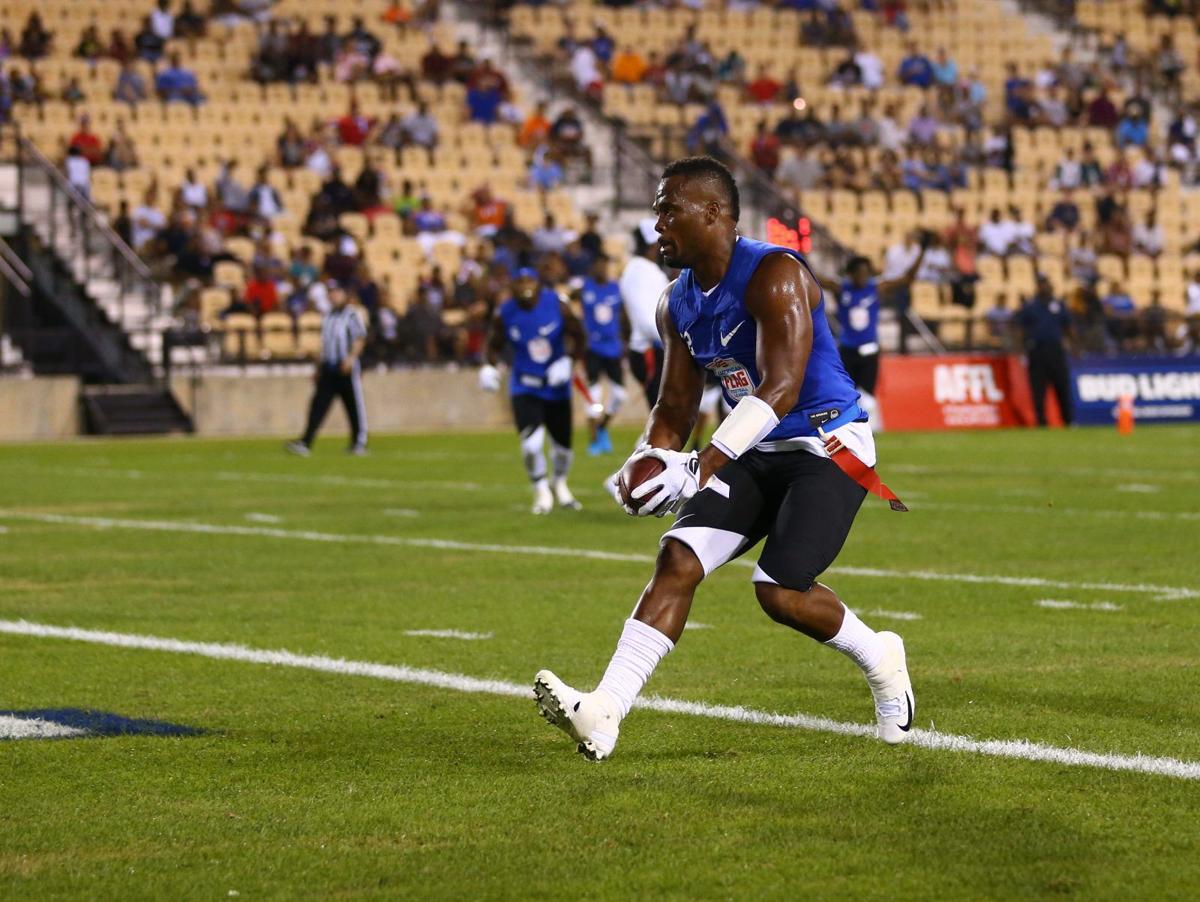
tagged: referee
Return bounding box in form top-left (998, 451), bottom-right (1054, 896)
top-left (285, 281), bottom-right (369, 456)
top-left (1015, 274), bottom-right (1074, 427)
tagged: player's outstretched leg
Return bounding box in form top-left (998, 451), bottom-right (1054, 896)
top-left (534, 539), bottom-right (700, 760)
top-left (755, 581), bottom-right (914, 743)
top-left (549, 440), bottom-right (581, 510)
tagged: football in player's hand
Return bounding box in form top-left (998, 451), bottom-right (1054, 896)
top-left (618, 455), bottom-right (667, 512)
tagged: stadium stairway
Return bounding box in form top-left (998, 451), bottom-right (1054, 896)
top-left (80, 384), bottom-right (193, 436)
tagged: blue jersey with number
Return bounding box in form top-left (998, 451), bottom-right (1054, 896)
top-left (499, 288), bottom-right (569, 401)
top-left (836, 280), bottom-right (881, 348)
top-left (580, 277), bottom-right (623, 358)
top-left (667, 236), bottom-right (860, 441)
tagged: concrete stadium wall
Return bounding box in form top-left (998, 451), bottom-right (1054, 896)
top-left (0, 376), bottom-right (80, 440)
top-left (170, 368), bottom-right (652, 438)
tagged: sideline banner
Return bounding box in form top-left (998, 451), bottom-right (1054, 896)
top-left (877, 354), bottom-right (1043, 430)
top-left (1071, 356), bottom-right (1200, 425)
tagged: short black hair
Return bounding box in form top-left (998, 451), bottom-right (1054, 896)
top-left (845, 255), bottom-right (872, 274)
top-left (661, 156), bottom-right (740, 223)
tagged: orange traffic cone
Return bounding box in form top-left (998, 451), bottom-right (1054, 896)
top-left (1116, 394), bottom-right (1135, 435)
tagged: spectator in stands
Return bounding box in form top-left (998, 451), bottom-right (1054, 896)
top-left (1037, 85), bottom-right (1069, 128)
top-left (75, 26), bottom-right (103, 62)
top-left (749, 121), bottom-right (781, 177)
top-left (610, 45), bottom-right (647, 85)
top-left (932, 47), bottom-right (958, 89)
top-left (1097, 206), bottom-right (1133, 256)
top-left (1069, 232), bottom-right (1099, 284)
top-left (1156, 34), bottom-right (1185, 105)
top-left (686, 102), bottom-right (729, 156)
top-left (907, 103), bottom-right (940, 146)
top-left (468, 185), bottom-right (507, 237)
top-left (134, 16), bottom-right (166, 62)
top-left (244, 265), bottom-right (280, 316)
top-left (61, 77), bottom-right (86, 104)
top-left (248, 165), bottom-right (284, 223)
top-left (1052, 147), bottom-right (1082, 189)
top-left (984, 292), bottom-right (1013, 346)
top-left (276, 118), bottom-right (306, 167)
top-left (156, 52), bottom-right (203, 104)
top-left (1132, 211), bottom-right (1164, 257)
top-left (518, 101), bottom-right (551, 149)
top-left (979, 207), bottom-right (1017, 257)
top-left (314, 15), bottom-right (340, 66)
top-left (1116, 105), bottom-right (1149, 148)
top-left (253, 20), bottom-right (290, 82)
top-left (1141, 292), bottom-right (1170, 352)
top-left (745, 65), bottom-right (781, 104)
top-left (68, 115), bottom-right (104, 166)
top-left (217, 160), bottom-right (250, 215)
top-left (1045, 189), bottom-right (1080, 234)
top-left (345, 16), bottom-right (381, 60)
top-left (371, 47), bottom-right (407, 101)
top-left (897, 42), bottom-right (933, 88)
top-left (114, 60), bottom-right (147, 105)
top-left (285, 246), bottom-right (319, 315)
top-left (550, 106), bottom-right (589, 173)
top-left (131, 186), bottom-right (166, 254)
top-left (532, 214), bottom-right (575, 257)
top-left (113, 199), bottom-right (133, 247)
top-left (466, 62), bottom-right (505, 124)
top-left (108, 29), bottom-right (133, 65)
top-left (402, 101), bottom-right (439, 151)
top-left (391, 179), bottom-right (420, 219)
top-left (1087, 89), bottom-right (1119, 129)
top-left (449, 39), bottom-right (476, 84)
top-left (828, 51), bottom-right (863, 89)
top-left (528, 146), bottom-right (564, 191)
top-left (107, 119), bottom-right (139, 172)
top-left (179, 168), bottom-right (207, 211)
top-left (421, 39), bottom-right (452, 84)
top-left (944, 207), bottom-right (979, 306)
top-left (317, 165), bottom-right (356, 217)
top-left (337, 99), bottom-right (374, 146)
top-left (151, 0), bottom-right (175, 40)
top-left (375, 112), bottom-right (405, 150)
top-left (18, 12), bottom-right (52, 60)
top-left (1079, 142), bottom-right (1105, 187)
top-left (355, 158), bottom-right (390, 216)
top-left (411, 196), bottom-right (446, 234)
top-left (175, 2), bottom-right (206, 39)
top-left (1131, 149), bottom-right (1163, 189)
top-left (333, 40), bottom-right (371, 84)
top-left (1103, 282), bottom-right (1139, 349)
top-left (64, 146), bottom-right (91, 200)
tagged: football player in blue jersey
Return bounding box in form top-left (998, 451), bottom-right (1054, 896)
top-left (814, 241), bottom-right (929, 427)
top-left (574, 255), bottom-right (628, 456)
top-left (480, 268), bottom-right (587, 515)
top-left (535, 157), bottom-right (914, 760)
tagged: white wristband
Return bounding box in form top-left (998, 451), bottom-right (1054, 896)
top-left (710, 395), bottom-right (780, 459)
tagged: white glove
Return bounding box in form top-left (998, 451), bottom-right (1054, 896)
top-left (478, 364), bottom-right (502, 392)
top-left (546, 356), bottom-right (573, 387)
top-left (630, 448), bottom-right (701, 517)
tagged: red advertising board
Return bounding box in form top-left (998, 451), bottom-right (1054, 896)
top-left (877, 354), bottom-right (1062, 430)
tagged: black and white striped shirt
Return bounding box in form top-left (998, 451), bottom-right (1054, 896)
top-left (321, 306), bottom-right (367, 366)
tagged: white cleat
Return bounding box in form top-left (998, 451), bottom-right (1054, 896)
top-left (552, 478), bottom-right (582, 510)
top-left (531, 483), bottom-right (554, 515)
top-left (533, 670), bottom-right (620, 761)
top-left (866, 631), bottom-right (915, 745)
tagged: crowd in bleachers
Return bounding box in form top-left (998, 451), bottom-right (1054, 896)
top-left (2, 0), bottom-right (628, 366)
top-left (511, 0), bottom-right (1200, 354)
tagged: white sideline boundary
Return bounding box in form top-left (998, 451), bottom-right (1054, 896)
top-left (0, 509), bottom-right (1197, 601)
top-left (1, 619), bottom-right (1197, 781)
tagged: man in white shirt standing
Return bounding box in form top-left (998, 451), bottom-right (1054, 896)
top-left (619, 219), bottom-right (669, 407)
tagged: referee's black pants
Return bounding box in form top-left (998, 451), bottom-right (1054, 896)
top-left (302, 363), bottom-right (367, 448)
top-left (1027, 343), bottom-right (1073, 427)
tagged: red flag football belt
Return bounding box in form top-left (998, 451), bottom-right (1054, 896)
top-left (822, 432), bottom-right (908, 513)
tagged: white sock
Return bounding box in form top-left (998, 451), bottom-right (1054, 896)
top-left (533, 477), bottom-right (550, 495)
top-left (595, 618), bottom-right (674, 719)
top-left (824, 606), bottom-right (884, 673)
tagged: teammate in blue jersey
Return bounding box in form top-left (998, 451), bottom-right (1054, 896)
top-left (480, 268), bottom-right (587, 515)
top-left (574, 255), bottom-right (627, 456)
top-left (534, 157), bottom-right (914, 760)
top-left (814, 245), bottom-right (928, 426)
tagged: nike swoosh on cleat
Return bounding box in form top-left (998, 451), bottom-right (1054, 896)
top-left (900, 691), bottom-right (913, 731)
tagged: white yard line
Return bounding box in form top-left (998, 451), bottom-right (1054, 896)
top-left (682, 622), bottom-right (712, 631)
top-left (245, 513), bottom-right (283, 524)
top-left (0, 509), bottom-right (1196, 601)
top-left (1035, 600), bottom-right (1124, 612)
top-left (0, 714), bottom-right (89, 740)
top-left (403, 629), bottom-right (493, 641)
top-left (1115, 484), bottom-right (1162, 494)
top-left (1, 619), bottom-right (1196, 781)
top-left (889, 462), bottom-right (1200, 483)
top-left (383, 509), bottom-right (420, 518)
top-left (901, 501), bottom-right (1200, 523)
top-left (854, 608), bottom-right (924, 622)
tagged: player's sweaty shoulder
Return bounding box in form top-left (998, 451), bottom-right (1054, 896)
top-left (746, 252), bottom-right (818, 316)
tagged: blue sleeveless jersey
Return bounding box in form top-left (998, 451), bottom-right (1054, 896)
top-left (580, 277), bottom-right (623, 358)
top-left (836, 279), bottom-right (881, 348)
top-left (499, 288), bottom-right (569, 401)
top-left (667, 236), bottom-right (860, 441)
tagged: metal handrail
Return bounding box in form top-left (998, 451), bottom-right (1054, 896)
top-left (14, 130), bottom-right (152, 280)
top-left (0, 234), bottom-right (32, 283)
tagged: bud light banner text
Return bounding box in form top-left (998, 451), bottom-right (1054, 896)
top-left (1071, 357), bottom-right (1200, 425)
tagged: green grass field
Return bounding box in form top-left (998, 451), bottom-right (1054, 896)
top-left (2, 425), bottom-right (1199, 899)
